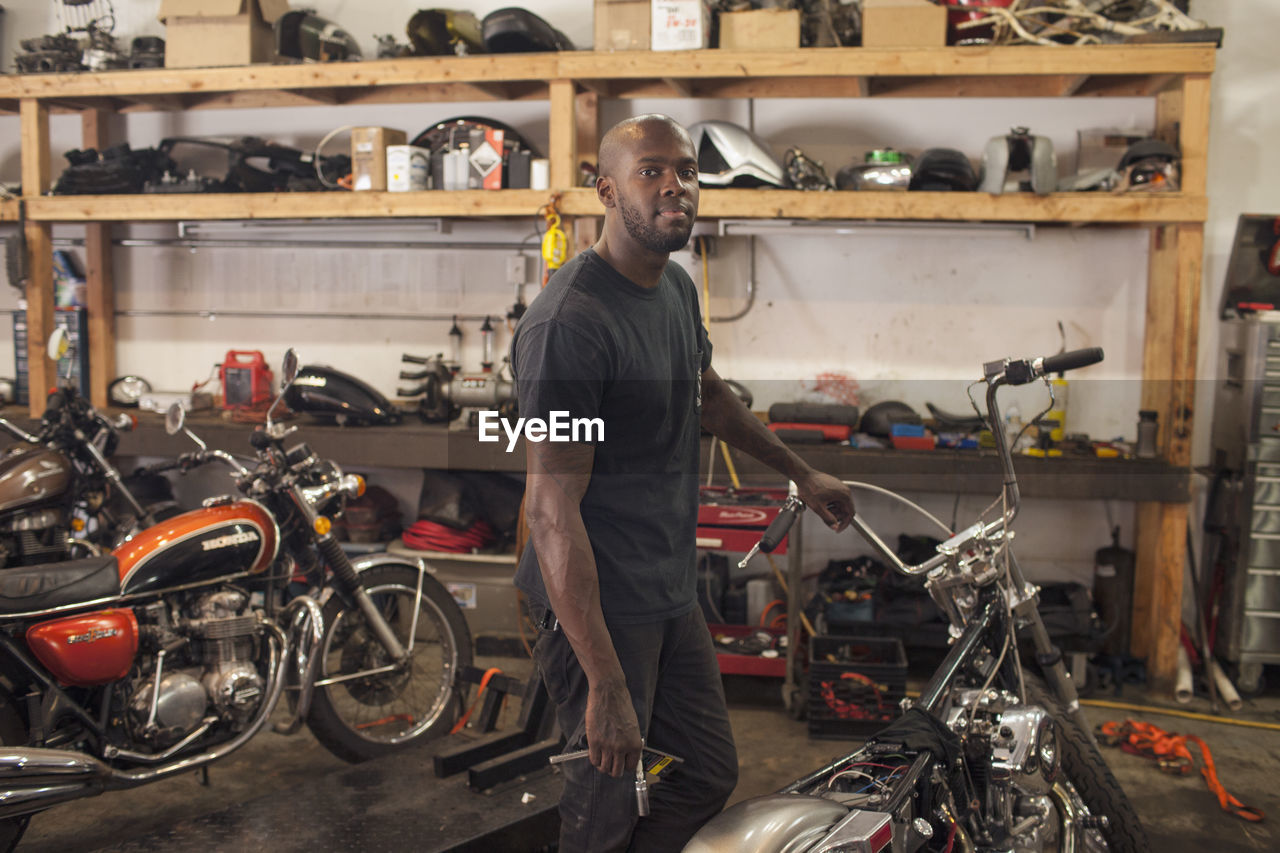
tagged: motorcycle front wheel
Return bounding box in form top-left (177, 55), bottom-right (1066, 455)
top-left (1025, 672), bottom-right (1150, 853)
top-left (306, 564), bottom-right (473, 762)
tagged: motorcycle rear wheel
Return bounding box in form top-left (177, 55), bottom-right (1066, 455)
top-left (0, 697), bottom-right (30, 852)
top-left (306, 565), bottom-right (473, 762)
top-left (1024, 672), bottom-right (1150, 853)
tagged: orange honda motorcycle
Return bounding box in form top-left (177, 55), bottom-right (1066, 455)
top-left (0, 351), bottom-right (471, 850)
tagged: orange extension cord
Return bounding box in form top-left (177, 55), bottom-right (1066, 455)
top-left (1098, 719), bottom-right (1264, 822)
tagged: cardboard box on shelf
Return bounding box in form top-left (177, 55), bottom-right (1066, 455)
top-left (351, 127), bottom-right (408, 192)
top-left (595, 0), bottom-right (650, 51)
top-left (652, 0), bottom-right (710, 51)
top-left (718, 8), bottom-right (801, 50)
top-left (158, 0), bottom-right (290, 68)
top-left (861, 0), bottom-right (947, 48)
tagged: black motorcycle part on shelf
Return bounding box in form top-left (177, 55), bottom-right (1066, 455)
top-left (481, 8), bottom-right (573, 53)
top-left (767, 402), bottom-right (859, 427)
top-left (52, 144), bottom-right (177, 195)
top-left (1118, 138), bottom-right (1179, 170)
top-left (859, 400), bottom-right (922, 438)
top-left (0, 555), bottom-right (120, 615)
top-left (283, 365), bottom-right (403, 426)
top-left (129, 36), bottom-right (165, 68)
top-left (925, 401), bottom-right (986, 431)
top-left (153, 137), bottom-right (351, 194)
top-left (409, 116), bottom-right (541, 160)
top-left (909, 148), bottom-right (978, 191)
top-left (276, 11), bottom-right (362, 62)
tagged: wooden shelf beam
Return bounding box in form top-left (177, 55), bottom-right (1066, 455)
top-left (25, 191), bottom-right (558, 222)
top-left (559, 188), bottom-right (1206, 225)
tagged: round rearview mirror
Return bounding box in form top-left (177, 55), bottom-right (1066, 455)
top-left (164, 402), bottom-right (186, 436)
top-left (46, 328), bottom-right (70, 363)
top-left (282, 349), bottom-right (299, 385)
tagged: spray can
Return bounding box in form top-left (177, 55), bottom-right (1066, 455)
top-left (1047, 374), bottom-right (1069, 442)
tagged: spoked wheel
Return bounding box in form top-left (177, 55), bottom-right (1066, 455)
top-left (306, 565), bottom-right (473, 762)
top-left (1024, 672), bottom-right (1150, 853)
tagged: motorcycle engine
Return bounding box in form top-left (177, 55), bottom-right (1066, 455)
top-left (947, 689), bottom-right (1066, 853)
top-left (129, 588), bottom-right (267, 747)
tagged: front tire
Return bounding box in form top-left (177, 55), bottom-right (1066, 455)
top-left (1024, 672), bottom-right (1150, 853)
top-left (306, 565), bottom-right (473, 762)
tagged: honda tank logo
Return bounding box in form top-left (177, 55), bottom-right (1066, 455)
top-left (202, 530), bottom-right (260, 551)
top-left (66, 627), bottom-right (119, 644)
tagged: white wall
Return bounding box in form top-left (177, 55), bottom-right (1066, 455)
top-left (0, 1), bottom-right (1271, 588)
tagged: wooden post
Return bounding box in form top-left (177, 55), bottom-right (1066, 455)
top-left (548, 79), bottom-right (577, 192)
top-left (1132, 73), bottom-right (1210, 691)
top-left (20, 98), bottom-right (54, 418)
top-left (82, 109), bottom-right (116, 409)
top-left (572, 89), bottom-right (600, 255)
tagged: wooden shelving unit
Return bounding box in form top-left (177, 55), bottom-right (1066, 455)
top-left (0, 199), bottom-right (18, 221)
top-left (6, 44), bottom-right (1215, 690)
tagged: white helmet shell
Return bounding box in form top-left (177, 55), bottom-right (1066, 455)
top-left (688, 120), bottom-right (787, 188)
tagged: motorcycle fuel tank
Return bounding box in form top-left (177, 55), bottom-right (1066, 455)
top-left (283, 364), bottom-right (402, 426)
top-left (114, 501), bottom-right (279, 596)
top-left (0, 447), bottom-right (71, 513)
top-left (27, 609), bottom-right (139, 686)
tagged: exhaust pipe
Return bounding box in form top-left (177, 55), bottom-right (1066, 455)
top-left (0, 749), bottom-right (111, 819)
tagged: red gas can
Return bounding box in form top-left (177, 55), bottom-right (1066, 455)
top-left (27, 609), bottom-right (139, 686)
top-left (220, 350), bottom-right (274, 410)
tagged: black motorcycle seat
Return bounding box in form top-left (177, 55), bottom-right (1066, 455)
top-left (0, 556), bottom-right (121, 615)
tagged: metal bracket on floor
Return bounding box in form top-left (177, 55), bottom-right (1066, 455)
top-left (434, 666), bottom-right (562, 791)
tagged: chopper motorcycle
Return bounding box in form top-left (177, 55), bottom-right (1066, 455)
top-left (0, 351), bottom-right (472, 850)
top-left (686, 348), bottom-right (1148, 853)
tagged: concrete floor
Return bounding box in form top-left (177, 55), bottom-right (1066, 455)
top-left (15, 658), bottom-right (1280, 852)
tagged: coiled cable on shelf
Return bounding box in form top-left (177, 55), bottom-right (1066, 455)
top-left (402, 518), bottom-right (495, 552)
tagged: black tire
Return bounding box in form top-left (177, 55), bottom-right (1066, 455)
top-left (306, 564), bottom-right (473, 762)
top-left (0, 697), bottom-right (30, 852)
top-left (1024, 672), bottom-right (1150, 853)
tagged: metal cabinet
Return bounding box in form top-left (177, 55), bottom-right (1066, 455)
top-left (1209, 318), bottom-right (1280, 688)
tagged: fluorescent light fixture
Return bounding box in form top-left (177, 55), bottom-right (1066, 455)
top-left (717, 219), bottom-right (1036, 240)
top-left (177, 218), bottom-right (449, 241)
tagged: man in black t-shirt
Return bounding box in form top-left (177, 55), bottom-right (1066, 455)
top-left (513, 114), bottom-right (854, 852)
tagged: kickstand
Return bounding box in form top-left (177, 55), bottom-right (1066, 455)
top-left (197, 766), bottom-right (210, 787)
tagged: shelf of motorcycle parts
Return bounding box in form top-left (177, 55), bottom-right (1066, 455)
top-left (557, 188), bottom-right (1207, 225)
top-left (23, 189), bottom-right (1208, 226)
top-left (24, 190), bottom-right (557, 222)
top-left (0, 44), bottom-right (1213, 115)
top-left (88, 412), bottom-right (1189, 502)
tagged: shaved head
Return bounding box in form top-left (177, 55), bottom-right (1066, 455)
top-left (597, 114), bottom-right (694, 180)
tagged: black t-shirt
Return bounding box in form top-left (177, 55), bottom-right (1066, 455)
top-left (511, 249), bottom-right (712, 624)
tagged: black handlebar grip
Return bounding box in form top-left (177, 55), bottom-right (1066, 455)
top-left (401, 354), bottom-right (430, 365)
top-left (1042, 347), bottom-right (1104, 376)
top-left (760, 504), bottom-right (799, 554)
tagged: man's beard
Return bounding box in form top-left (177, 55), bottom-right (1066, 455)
top-left (617, 194), bottom-right (694, 253)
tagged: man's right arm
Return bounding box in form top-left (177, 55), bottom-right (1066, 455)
top-left (524, 440), bottom-right (642, 778)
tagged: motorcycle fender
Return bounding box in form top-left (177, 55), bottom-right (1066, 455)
top-left (315, 554), bottom-right (436, 608)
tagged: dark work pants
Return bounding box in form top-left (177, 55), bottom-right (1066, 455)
top-left (531, 606), bottom-right (738, 853)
